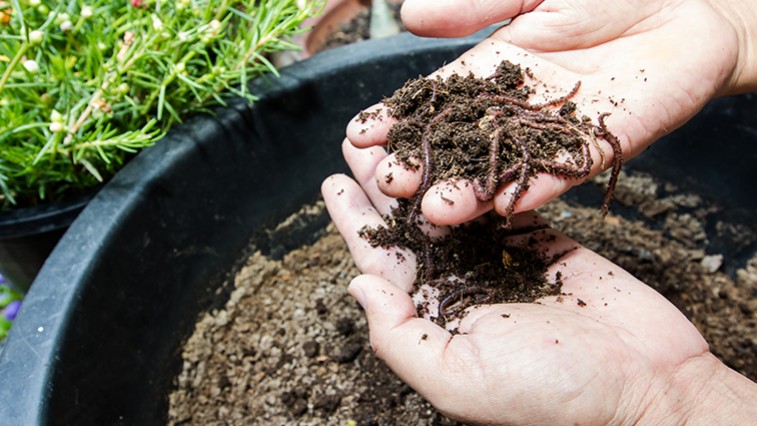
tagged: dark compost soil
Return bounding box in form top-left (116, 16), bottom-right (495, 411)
top-left (358, 61), bottom-right (621, 327)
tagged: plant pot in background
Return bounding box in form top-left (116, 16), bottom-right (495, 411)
top-left (0, 193), bottom-right (93, 294)
top-left (276, 0), bottom-right (402, 66)
top-left (304, 0), bottom-right (369, 57)
top-left (0, 30), bottom-right (756, 425)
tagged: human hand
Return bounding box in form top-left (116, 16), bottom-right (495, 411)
top-left (321, 141), bottom-right (757, 425)
top-left (348, 0), bottom-right (756, 226)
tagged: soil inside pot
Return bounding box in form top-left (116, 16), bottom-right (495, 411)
top-left (318, 0), bottom-right (405, 53)
top-left (168, 208), bottom-right (454, 425)
top-left (167, 168), bottom-right (757, 424)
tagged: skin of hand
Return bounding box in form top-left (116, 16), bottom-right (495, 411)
top-left (345, 0), bottom-right (757, 226)
top-left (321, 140), bottom-right (757, 425)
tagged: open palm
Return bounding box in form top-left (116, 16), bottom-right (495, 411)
top-left (346, 0), bottom-right (745, 225)
top-left (321, 138), bottom-right (715, 424)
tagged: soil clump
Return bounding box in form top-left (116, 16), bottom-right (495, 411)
top-left (377, 60), bottom-right (622, 217)
top-left (359, 61), bottom-right (622, 326)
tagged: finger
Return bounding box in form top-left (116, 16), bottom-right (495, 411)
top-left (494, 172), bottom-right (581, 217)
top-left (495, 1), bottom-right (645, 52)
top-left (379, 163), bottom-right (591, 227)
top-left (400, 0), bottom-right (542, 38)
top-left (322, 175), bottom-right (417, 291)
top-left (421, 179), bottom-right (492, 225)
top-left (416, 172), bottom-right (586, 226)
top-left (375, 153), bottom-right (422, 199)
top-left (341, 138), bottom-right (397, 215)
top-left (346, 104), bottom-right (395, 148)
top-left (348, 274), bottom-right (452, 393)
top-left (541, 239), bottom-right (672, 313)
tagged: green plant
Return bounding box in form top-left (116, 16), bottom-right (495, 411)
top-left (0, 0), bottom-right (322, 210)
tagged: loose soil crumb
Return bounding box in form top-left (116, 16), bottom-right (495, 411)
top-left (168, 171), bottom-right (757, 424)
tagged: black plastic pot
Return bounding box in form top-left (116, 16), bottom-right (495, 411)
top-left (0, 30), bottom-right (756, 425)
top-left (0, 193), bottom-right (93, 293)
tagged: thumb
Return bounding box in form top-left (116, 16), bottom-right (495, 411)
top-left (400, 0), bottom-right (542, 38)
top-left (348, 275), bottom-right (451, 394)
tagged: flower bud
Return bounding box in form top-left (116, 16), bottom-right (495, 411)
top-left (151, 15), bottom-right (163, 31)
top-left (200, 20), bottom-right (222, 44)
top-left (49, 122), bottom-right (65, 133)
top-left (50, 110), bottom-right (64, 123)
top-left (22, 59), bottom-right (40, 74)
top-left (81, 6), bottom-right (93, 19)
top-left (116, 82), bottom-right (130, 95)
top-left (28, 29), bottom-right (44, 45)
top-left (54, 12), bottom-right (70, 25)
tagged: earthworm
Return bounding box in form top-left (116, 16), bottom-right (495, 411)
top-left (438, 286), bottom-right (493, 318)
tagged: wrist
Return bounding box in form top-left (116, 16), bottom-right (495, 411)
top-left (707, 0), bottom-right (757, 95)
top-left (639, 353), bottom-right (757, 425)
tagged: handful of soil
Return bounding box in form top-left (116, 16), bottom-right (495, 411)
top-left (359, 60), bottom-right (623, 327)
